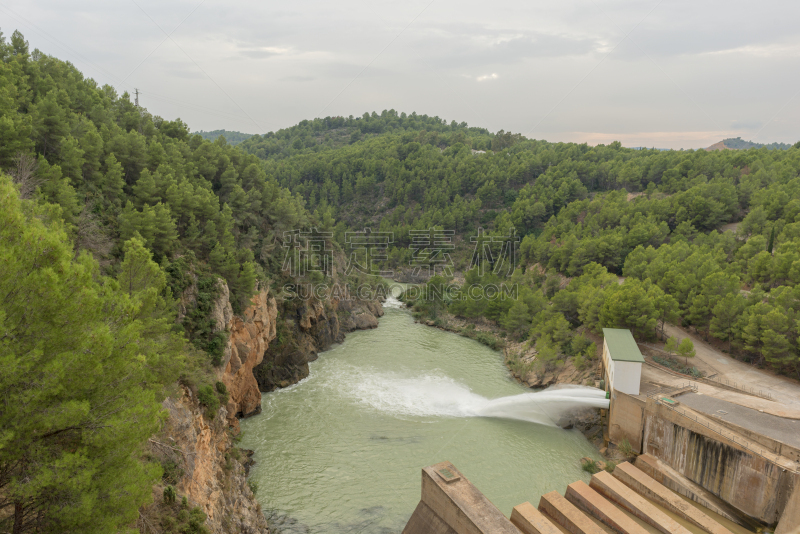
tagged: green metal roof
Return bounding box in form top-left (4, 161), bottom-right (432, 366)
top-left (602, 328), bottom-right (645, 363)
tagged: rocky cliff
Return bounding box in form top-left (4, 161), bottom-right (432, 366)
top-left (144, 390), bottom-right (269, 534)
top-left (149, 279), bottom-right (384, 533)
top-left (212, 285), bottom-right (278, 422)
top-left (252, 293), bottom-right (384, 392)
top-left (163, 389), bottom-right (269, 534)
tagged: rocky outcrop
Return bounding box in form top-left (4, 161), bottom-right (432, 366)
top-left (155, 391), bottom-right (269, 534)
top-left (520, 357), bottom-right (595, 388)
top-left (202, 278), bottom-right (385, 419)
top-left (338, 298), bottom-right (383, 331)
top-left (214, 287), bottom-right (278, 421)
top-left (210, 279), bottom-right (234, 335)
top-left (253, 296), bottom-right (384, 392)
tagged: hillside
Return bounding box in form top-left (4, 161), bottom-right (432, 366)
top-left (193, 129), bottom-right (254, 145)
top-left (0, 30), bottom-right (384, 534)
top-left (3, 26), bottom-right (800, 533)
top-left (239, 111), bottom-right (800, 384)
top-left (707, 137), bottom-right (796, 151)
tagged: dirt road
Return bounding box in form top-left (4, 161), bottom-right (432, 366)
top-left (661, 324), bottom-right (800, 410)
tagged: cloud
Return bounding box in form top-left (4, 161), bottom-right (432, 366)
top-left (282, 75), bottom-right (315, 82)
top-left (7, 0), bottom-right (800, 147)
top-left (236, 46), bottom-right (291, 59)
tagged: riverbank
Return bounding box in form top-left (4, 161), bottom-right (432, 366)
top-left (411, 309), bottom-right (598, 389)
top-left (409, 309), bottom-right (604, 448)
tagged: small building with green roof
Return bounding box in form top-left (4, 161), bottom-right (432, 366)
top-left (601, 328), bottom-right (644, 396)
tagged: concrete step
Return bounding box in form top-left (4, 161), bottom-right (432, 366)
top-left (589, 470), bottom-right (692, 534)
top-left (634, 454), bottom-right (758, 530)
top-left (511, 502), bottom-right (562, 534)
top-left (538, 491), bottom-right (607, 534)
top-left (565, 480), bottom-right (649, 534)
top-left (612, 462), bottom-right (734, 534)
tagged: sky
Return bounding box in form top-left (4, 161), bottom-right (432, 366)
top-left (2, 0), bottom-right (800, 149)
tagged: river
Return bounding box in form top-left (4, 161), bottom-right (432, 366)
top-left (240, 295), bottom-right (605, 533)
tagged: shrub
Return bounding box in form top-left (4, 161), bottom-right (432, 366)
top-left (163, 485), bottom-right (177, 504)
top-left (161, 459), bottom-right (184, 485)
top-left (197, 385), bottom-right (220, 418)
top-left (215, 381), bottom-right (229, 405)
top-left (581, 458), bottom-right (600, 474)
top-left (248, 479), bottom-right (259, 495)
top-left (618, 438), bottom-right (636, 459)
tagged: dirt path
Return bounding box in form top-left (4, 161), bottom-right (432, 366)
top-left (662, 324), bottom-right (800, 410)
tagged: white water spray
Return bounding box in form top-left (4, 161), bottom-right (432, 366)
top-left (333, 367), bottom-right (608, 427)
top-left (382, 295), bottom-right (405, 309)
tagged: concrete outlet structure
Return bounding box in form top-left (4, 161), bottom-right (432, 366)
top-left (402, 461), bottom-right (521, 534)
top-left (612, 462), bottom-right (735, 534)
top-left (403, 461), bottom-right (747, 534)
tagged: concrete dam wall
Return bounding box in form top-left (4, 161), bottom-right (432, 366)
top-left (642, 398), bottom-right (798, 526)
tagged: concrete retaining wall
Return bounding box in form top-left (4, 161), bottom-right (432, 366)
top-left (609, 391), bottom-right (646, 453)
top-left (704, 413), bottom-right (800, 464)
top-left (642, 400), bottom-right (795, 525)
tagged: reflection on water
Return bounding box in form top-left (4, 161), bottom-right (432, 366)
top-left (240, 297), bottom-right (605, 533)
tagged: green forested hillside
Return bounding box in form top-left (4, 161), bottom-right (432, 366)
top-left (0, 29), bottom-right (321, 533)
top-left (722, 137), bottom-right (793, 150)
top-left (3, 24), bottom-right (800, 532)
top-left (193, 129), bottom-right (254, 145)
top-left (240, 110), bottom-right (800, 378)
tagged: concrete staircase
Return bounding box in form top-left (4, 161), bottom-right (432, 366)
top-left (404, 460), bottom-right (742, 534)
top-left (509, 462), bottom-right (735, 534)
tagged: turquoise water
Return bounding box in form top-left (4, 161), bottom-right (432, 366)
top-left (240, 296), bottom-right (603, 533)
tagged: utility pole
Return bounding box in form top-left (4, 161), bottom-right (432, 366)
top-left (134, 88), bottom-right (140, 107)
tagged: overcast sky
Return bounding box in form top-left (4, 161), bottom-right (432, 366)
top-left (3, 0), bottom-right (799, 148)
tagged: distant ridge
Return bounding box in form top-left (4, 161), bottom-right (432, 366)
top-left (192, 129), bottom-right (254, 145)
top-left (707, 137), bottom-right (795, 151)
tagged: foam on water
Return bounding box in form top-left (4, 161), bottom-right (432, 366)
top-left (382, 295), bottom-right (405, 309)
top-left (333, 366), bottom-right (608, 426)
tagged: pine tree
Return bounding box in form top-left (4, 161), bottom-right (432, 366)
top-left (664, 336), bottom-right (678, 356)
top-left (102, 153), bottom-right (125, 205)
top-left (30, 90), bottom-right (71, 160)
top-left (501, 299), bottom-right (531, 339)
top-left (710, 295), bottom-right (746, 352)
top-left (0, 176), bottom-right (173, 533)
top-left (767, 225), bottom-right (776, 254)
top-left (133, 168), bottom-right (159, 207)
top-left (677, 338), bottom-right (696, 367)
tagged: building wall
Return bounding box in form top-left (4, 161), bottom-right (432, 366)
top-left (614, 361), bottom-right (642, 396)
top-left (601, 339), bottom-right (614, 391)
top-left (608, 391), bottom-right (645, 453)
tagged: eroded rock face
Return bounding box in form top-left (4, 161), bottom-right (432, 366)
top-left (159, 393), bottom-right (269, 534)
top-left (337, 298), bottom-right (384, 332)
top-left (210, 279), bottom-right (234, 334)
top-left (217, 288), bottom-right (278, 420)
top-left (522, 357), bottom-right (593, 388)
top-left (252, 296), bottom-right (384, 392)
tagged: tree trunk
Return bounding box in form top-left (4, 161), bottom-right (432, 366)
top-left (13, 502), bottom-right (23, 534)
